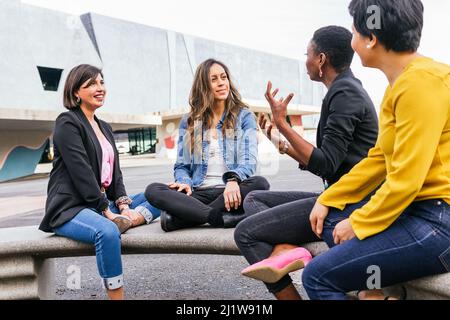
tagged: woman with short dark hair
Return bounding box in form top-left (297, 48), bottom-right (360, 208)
top-left (40, 64), bottom-right (161, 300)
top-left (234, 25), bottom-right (379, 300)
top-left (303, 0), bottom-right (450, 300)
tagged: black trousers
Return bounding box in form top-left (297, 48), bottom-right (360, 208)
top-left (145, 176), bottom-right (270, 226)
top-left (234, 190), bottom-right (321, 293)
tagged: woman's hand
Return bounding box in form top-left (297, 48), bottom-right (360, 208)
top-left (102, 207), bottom-right (131, 222)
top-left (223, 181), bottom-right (241, 211)
top-left (168, 182), bottom-right (192, 196)
top-left (258, 113), bottom-right (275, 140)
top-left (102, 207), bottom-right (114, 220)
top-left (264, 81), bottom-right (294, 127)
top-left (333, 219), bottom-right (356, 245)
top-left (258, 113), bottom-right (284, 151)
top-left (309, 200), bottom-right (330, 238)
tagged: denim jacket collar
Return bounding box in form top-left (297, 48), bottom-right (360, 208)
top-left (174, 108), bottom-right (258, 189)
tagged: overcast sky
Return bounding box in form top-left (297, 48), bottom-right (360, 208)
top-left (21, 0), bottom-right (450, 106)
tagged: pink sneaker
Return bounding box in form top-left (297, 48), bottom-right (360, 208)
top-left (241, 247), bottom-right (313, 283)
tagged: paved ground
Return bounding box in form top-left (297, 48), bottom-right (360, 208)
top-left (0, 155), bottom-right (324, 300)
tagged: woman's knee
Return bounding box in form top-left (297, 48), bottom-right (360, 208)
top-left (144, 182), bottom-right (167, 205)
top-left (234, 215), bottom-right (264, 251)
top-left (243, 190), bottom-right (258, 213)
top-left (234, 218), bottom-right (254, 249)
top-left (250, 176), bottom-right (270, 190)
top-left (95, 220), bottom-right (121, 244)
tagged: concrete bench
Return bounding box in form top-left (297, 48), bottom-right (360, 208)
top-left (0, 223), bottom-right (448, 300)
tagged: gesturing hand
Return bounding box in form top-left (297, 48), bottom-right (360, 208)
top-left (258, 113), bottom-right (284, 150)
top-left (168, 182), bottom-right (192, 196)
top-left (223, 181), bottom-right (241, 211)
top-left (309, 200), bottom-right (330, 238)
top-left (264, 81), bottom-right (294, 127)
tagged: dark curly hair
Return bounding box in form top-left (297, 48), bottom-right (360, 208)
top-left (312, 26), bottom-right (355, 73)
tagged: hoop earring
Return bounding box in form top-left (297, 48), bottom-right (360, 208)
top-left (76, 96), bottom-right (81, 105)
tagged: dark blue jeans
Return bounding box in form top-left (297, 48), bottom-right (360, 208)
top-left (302, 199), bottom-right (450, 300)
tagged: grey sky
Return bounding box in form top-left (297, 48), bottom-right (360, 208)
top-left (21, 0), bottom-right (450, 106)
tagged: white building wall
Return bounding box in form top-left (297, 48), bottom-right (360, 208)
top-left (0, 0), bottom-right (102, 112)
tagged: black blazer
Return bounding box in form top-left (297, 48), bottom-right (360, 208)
top-left (303, 69), bottom-right (379, 186)
top-left (39, 107), bottom-right (127, 232)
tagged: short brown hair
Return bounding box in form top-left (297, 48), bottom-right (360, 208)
top-left (63, 64), bottom-right (103, 109)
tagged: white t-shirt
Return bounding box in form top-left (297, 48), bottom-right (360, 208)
top-left (199, 136), bottom-right (227, 189)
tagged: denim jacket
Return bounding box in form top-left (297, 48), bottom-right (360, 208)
top-left (174, 108), bottom-right (258, 189)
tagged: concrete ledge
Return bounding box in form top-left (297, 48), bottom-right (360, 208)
top-left (0, 256), bottom-right (54, 300)
top-left (0, 277), bottom-right (40, 300)
top-left (404, 273), bottom-right (450, 300)
top-left (0, 224), bottom-right (239, 257)
top-left (0, 224), bottom-right (448, 300)
top-left (0, 256), bottom-right (36, 278)
top-left (0, 224), bottom-right (330, 257)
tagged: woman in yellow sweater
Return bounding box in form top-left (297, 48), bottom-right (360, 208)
top-left (303, 0), bottom-right (450, 300)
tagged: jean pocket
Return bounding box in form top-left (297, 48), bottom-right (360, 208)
top-left (439, 246), bottom-right (450, 272)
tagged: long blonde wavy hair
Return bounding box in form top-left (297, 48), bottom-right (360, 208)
top-left (187, 59), bottom-right (249, 151)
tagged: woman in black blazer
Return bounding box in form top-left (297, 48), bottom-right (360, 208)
top-left (39, 64), bottom-right (161, 300)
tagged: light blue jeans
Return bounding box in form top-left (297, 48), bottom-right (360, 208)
top-left (54, 193), bottom-right (160, 289)
top-left (108, 192), bottom-right (161, 221)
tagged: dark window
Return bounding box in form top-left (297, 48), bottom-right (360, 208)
top-left (114, 128), bottom-right (157, 156)
top-left (129, 128), bottom-right (157, 155)
top-left (37, 66), bottom-right (63, 91)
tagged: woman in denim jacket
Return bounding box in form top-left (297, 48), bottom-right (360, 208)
top-left (145, 59), bottom-right (269, 231)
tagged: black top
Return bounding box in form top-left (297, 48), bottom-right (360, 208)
top-left (39, 107), bottom-right (127, 232)
top-left (303, 69), bottom-right (379, 186)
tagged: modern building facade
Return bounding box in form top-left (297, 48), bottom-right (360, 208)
top-left (0, 0), bottom-right (325, 182)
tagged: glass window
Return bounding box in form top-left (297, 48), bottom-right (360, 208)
top-left (37, 66), bottom-right (63, 91)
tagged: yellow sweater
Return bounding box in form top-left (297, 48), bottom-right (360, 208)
top-left (318, 56), bottom-right (450, 240)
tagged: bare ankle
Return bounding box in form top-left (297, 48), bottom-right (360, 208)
top-left (271, 244), bottom-right (298, 257)
top-left (107, 287), bottom-right (124, 300)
